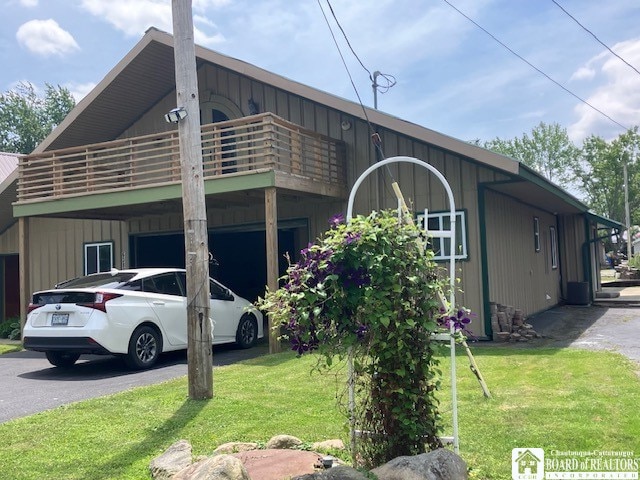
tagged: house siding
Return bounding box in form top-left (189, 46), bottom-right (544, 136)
top-left (557, 214), bottom-right (587, 289)
top-left (484, 189), bottom-right (561, 316)
top-left (26, 218), bottom-right (128, 292)
top-left (0, 222), bottom-right (18, 254)
top-left (560, 215), bottom-right (603, 301)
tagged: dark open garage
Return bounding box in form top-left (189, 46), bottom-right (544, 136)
top-left (130, 222), bottom-right (306, 301)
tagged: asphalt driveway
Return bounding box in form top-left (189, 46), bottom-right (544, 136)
top-left (527, 304), bottom-right (640, 365)
top-left (0, 341), bottom-right (269, 424)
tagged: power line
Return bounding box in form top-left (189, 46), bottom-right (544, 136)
top-left (324, 0), bottom-right (397, 101)
top-left (316, 0), bottom-right (373, 130)
top-left (324, 0), bottom-right (372, 77)
top-left (316, 0), bottom-right (396, 182)
top-left (440, 0), bottom-right (631, 132)
top-left (551, 0), bottom-right (640, 78)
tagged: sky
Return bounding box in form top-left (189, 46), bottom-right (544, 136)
top-left (2, 0), bottom-right (640, 146)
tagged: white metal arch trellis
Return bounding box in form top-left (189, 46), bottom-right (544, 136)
top-left (345, 155), bottom-right (460, 454)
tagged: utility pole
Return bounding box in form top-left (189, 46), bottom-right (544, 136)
top-left (624, 158), bottom-right (632, 258)
top-left (171, 0), bottom-right (213, 399)
top-left (372, 71), bottom-right (381, 109)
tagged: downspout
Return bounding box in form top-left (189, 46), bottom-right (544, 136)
top-left (581, 215), bottom-right (592, 301)
top-left (478, 184), bottom-right (492, 338)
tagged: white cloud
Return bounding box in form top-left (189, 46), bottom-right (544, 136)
top-left (568, 38), bottom-right (640, 142)
top-left (19, 0), bottom-right (38, 7)
top-left (570, 66), bottom-right (596, 82)
top-left (79, 0), bottom-right (225, 45)
top-left (81, 0), bottom-right (172, 36)
top-left (66, 82), bottom-right (96, 102)
top-left (16, 19), bottom-right (79, 57)
top-left (193, 0), bottom-right (231, 9)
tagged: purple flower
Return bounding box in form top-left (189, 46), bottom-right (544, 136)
top-left (437, 308), bottom-right (474, 333)
top-left (344, 231), bottom-right (362, 245)
top-left (329, 213), bottom-right (345, 227)
top-left (342, 266), bottom-right (370, 288)
top-left (355, 323), bottom-right (368, 340)
top-left (290, 334), bottom-right (318, 355)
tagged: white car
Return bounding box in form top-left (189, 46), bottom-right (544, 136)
top-left (23, 268), bottom-right (264, 369)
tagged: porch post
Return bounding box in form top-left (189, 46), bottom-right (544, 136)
top-left (265, 187), bottom-right (281, 353)
top-left (18, 217), bottom-right (30, 330)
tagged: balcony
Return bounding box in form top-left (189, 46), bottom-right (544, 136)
top-left (16, 113), bottom-right (347, 206)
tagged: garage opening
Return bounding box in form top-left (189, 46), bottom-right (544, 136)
top-left (0, 255), bottom-right (20, 322)
top-left (130, 220), bottom-right (307, 301)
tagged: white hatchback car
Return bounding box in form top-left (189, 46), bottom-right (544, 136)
top-left (23, 268), bottom-right (264, 369)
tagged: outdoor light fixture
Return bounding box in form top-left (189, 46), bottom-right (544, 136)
top-left (164, 107), bottom-right (187, 123)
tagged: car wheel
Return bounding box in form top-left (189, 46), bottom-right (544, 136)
top-left (236, 314), bottom-right (258, 349)
top-left (125, 325), bottom-right (162, 369)
top-left (45, 351), bottom-right (80, 368)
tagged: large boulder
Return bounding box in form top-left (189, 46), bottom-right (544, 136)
top-left (213, 442), bottom-right (260, 454)
top-left (149, 439), bottom-right (193, 480)
top-left (233, 449), bottom-right (322, 479)
top-left (265, 434), bottom-right (303, 449)
top-left (372, 448), bottom-right (468, 480)
top-left (172, 454), bottom-right (250, 480)
top-left (311, 439), bottom-right (345, 453)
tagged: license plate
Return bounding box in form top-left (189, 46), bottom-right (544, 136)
top-left (51, 313), bottom-right (69, 326)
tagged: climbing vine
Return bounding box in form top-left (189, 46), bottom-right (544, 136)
top-left (259, 209), bottom-right (469, 467)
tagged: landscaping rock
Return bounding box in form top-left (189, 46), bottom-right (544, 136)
top-left (213, 442), bottom-right (260, 454)
top-left (265, 434), bottom-right (303, 449)
top-left (149, 439), bottom-right (192, 480)
top-left (172, 454), bottom-right (249, 480)
top-left (233, 449), bottom-right (321, 480)
top-left (372, 448), bottom-right (468, 480)
top-left (312, 439), bottom-right (345, 453)
top-left (292, 465), bottom-right (370, 480)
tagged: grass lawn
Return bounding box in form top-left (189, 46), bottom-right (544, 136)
top-left (0, 343), bottom-right (22, 355)
top-left (0, 345), bottom-right (638, 479)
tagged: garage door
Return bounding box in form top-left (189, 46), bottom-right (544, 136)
top-left (130, 223), bottom-right (304, 301)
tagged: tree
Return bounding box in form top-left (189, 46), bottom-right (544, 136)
top-left (578, 128), bottom-right (640, 226)
top-left (0, 82), bottom-right (75, 154)
top-left (484, 122), bottom-right (581, 188)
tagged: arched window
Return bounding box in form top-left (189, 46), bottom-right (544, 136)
top-left (200, 95), bottom-right (241, 174)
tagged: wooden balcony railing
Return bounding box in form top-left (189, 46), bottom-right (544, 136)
top-left (17, 113), bottom-right (346, 203)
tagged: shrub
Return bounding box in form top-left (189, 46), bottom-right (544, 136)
top-left (628, 254), bottom-right (640, 269)
top-left (0, 318), bottom-right (21, 340)
top-left (259, 210), bottom-right (465, 468)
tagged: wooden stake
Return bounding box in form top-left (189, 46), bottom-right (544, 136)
top-left (171, 0), bottom-right (213, 399)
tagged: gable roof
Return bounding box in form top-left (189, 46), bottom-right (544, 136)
top-left (34, 27), bottom-right (594, 217)
top-left (36, 28), bottom-right (517, 173)
top-left (0, 153), bottom-right (19, 235)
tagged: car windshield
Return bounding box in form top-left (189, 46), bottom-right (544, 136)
top-left (55, 272), bottom-right (138, 289)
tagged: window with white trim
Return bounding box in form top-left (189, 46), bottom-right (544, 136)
top-left (84, 242), bottom-right (114, 275)
top-left (550, 226), bottom-right (558, 269)
top-left (417, 210), bottom-right (468, 261)
top-left (534, 217), bottom-right (540, 252)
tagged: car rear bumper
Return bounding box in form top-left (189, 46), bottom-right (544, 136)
top-left (23, 336), bottom-right (111, 355)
